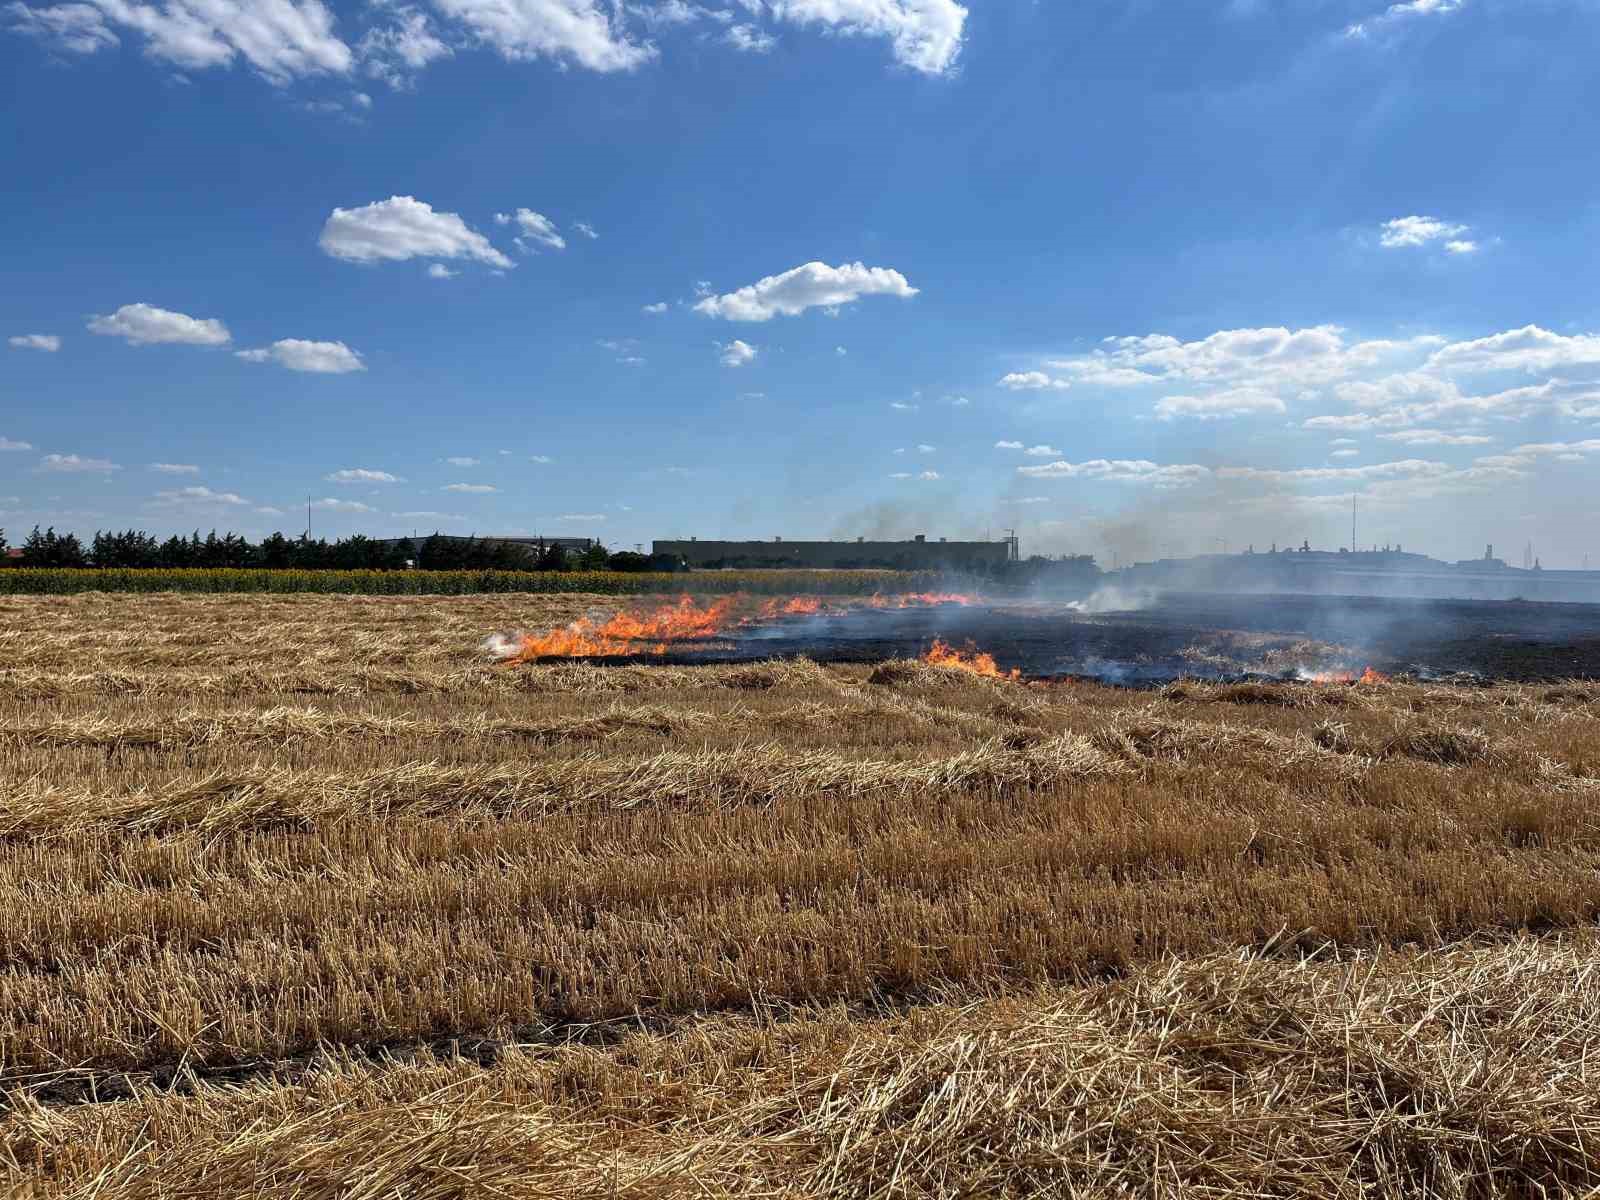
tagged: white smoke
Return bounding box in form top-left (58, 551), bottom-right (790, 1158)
top-left (481, 631), bottom-right (525, 661)
top-left (1065, 585), bottom-right (1158, 614)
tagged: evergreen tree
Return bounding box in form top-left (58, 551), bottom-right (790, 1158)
top-left (258, 532), bottom-right (293, 568)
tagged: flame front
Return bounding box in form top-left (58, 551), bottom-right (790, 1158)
top-left (922, 638), bottom-right (1020, 680)
top-left (498, 595), bottom-right (737, 663)
top-left (1304, 666), bottom-right (1391, 685)
top-left (869, 591), bottom-right (977, 608)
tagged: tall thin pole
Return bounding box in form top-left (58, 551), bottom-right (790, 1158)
top-left (306, 496), bottom-right (312, 540)
top-left (1351, 494), bottom-right (1356, 554)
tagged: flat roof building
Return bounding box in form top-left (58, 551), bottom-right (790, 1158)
top-left (653, 535), bottom-right (1017, 570)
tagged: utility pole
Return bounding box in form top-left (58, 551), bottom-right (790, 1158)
top-left (305, 495), bottom-right (312, 540)
top-left (1351, 494), bottom-right (1356, 554)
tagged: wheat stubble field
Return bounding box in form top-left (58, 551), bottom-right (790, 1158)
top-left (3, 590), bottom-right (1600, 1197)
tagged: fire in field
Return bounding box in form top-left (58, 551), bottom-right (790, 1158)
top-left (5, 587), bottom-right (1600, 1198)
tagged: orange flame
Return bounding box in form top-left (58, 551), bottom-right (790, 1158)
top-left (1305, 666), bottom-right (1391, 685)
top-left (922, 638), bottom-right (1021, 680)
top-left (756, 596), bottom-right (829, 620)
top-left (869, 591), bottom-right (978, 608)
top-left (501, 595), bottom-right (737, 662)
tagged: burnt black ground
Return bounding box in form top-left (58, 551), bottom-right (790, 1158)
top-left (581, 592), bottom-right (1600, 683)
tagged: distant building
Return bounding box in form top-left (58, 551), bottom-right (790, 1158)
top-left (652, 535), bottom-right (1017, 571)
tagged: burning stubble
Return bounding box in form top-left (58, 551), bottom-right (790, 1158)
top-left (6, 589), bottom-right (1600, 1197)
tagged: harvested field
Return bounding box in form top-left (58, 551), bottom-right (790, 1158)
top-left (4, 591), bottom-right (1600, 1197)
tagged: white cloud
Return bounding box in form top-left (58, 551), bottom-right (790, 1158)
top-left (255, 506), bottom-right (285, 516)
top-left (326, 468), bottom-right (402, 484)
top-left (1057, 326), bottom-right (1427, 389)
top-left (1009, 496), bottom-right (1049, 504)
top-left (152, 485), bottom-right (248, 506)
top-left (1017, 459), bottom-right (1210, 487)
top-left (554, 512), bottom-right (606, 521)
top-left (236, 338), bottom-right (364, 373)
top-left (1379, 215), bottom-right (1468, 249)
top-left (998, 371), bottom-right (1069, 391)
top-left (1330, 449), bottom-right (1360, 459)
top-left (888, 472), bottom-right (911, 479)
top-left (149, 462), bottom-right (200, 473)
top-left (1333, 370), bottom-right (1459, 409)
top-left (723, 21), bottom-right (773, 50)
top-left (1427, 325), bottom-right (1600, 374)
top-left (394, 510), bottom-right (464, 520)
top-left (358, 5), bottom-right (451, 87)
top-left (0, 438), bottom-right (33, 451)
top-left (427, 263), bottom-right (458, 279)
top-left (1445, 240), bottom-right (1478, 255)
top-left (1506, 439), bottom-right (1600, 459)
top-left (40, 452), bottom-right (119, 472)
top-left (13, 0), bottom-right (355, 83)
top-left (916, 443), bottom-right (936, 453)
top-left (8, 333), bottom-right (60, 352)
top-left (573, 221), bottom-right (598, 239)
top-left (5, 2), bottom-right (119, 53)
top-left (444, 482), bottom-right (497, 493)
top-left (948, 395), bottom-right (969, 406)
top-left (319, 196), bottom-right (513, 269)
top-left (994, 440), bottom-right (1023, 450)
top-left (1217, 459), bottom-right (1448, 485)
top-left (1345, 0), bottom-right (1462, 39)
top-left (444, 456), bottom-right (480, 466)
top-left (889, 400), bottom-right (918, 411)
top-left (1022, 444), bottom-right (1060, 457)
top-left (309, 497), bottom-right (376, 512)
top-left (694, 261), bottom-right (917, 321)
top-left (917, 470), bottom-right (941, 480)
top-left (835, 345), bottom-right (847, 356)
top-left (430, 0), bottom-right (656, 72)
top-left (87, 302), bottom-right (230, 346)
top-left (1330, 438), bottom-right (1358, 447)
top-left (642, 302), bottom-right (668, 314)
top-left (494, 207), bottom-right (566, 252)
top-left (719, 338), bottom-right (757, 367)
top-left (1154, 388), bottom-right (1286, 421)
top-left (530, 454), bottom-right (554, 464)
top-left (764, 0), bottom-right (965, 75)
top-left (1376, 429), bottom-right (1494, 446)
top-left (1042, 359), bottom-right (1161, 387)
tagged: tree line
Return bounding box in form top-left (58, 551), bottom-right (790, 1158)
top-left (0, 527), bottom-right (659, 572)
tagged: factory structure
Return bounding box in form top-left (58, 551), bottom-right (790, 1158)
top-left (652, 534), bottom-right (1020, 571)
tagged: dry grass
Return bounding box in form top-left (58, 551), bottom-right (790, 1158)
top-left (3, 591), bottom-right (1599, 1197)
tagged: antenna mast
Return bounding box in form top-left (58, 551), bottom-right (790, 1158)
top-left (1351, 493), bottom-right (1356, 554)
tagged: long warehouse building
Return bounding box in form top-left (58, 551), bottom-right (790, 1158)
top-left (653, 535), bottom-right (1017, 570)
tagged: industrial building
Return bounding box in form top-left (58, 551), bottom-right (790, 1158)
top-left (652, 535), bottom-right (1019, 571)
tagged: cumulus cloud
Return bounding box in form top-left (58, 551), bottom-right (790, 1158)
top-left (1379, 215), bottom-right (1469, 249)
top-left (764, 0), bottom-right (966, 74)
top-left (1376, 429), bottom-right (1494, 446)
top-left (723, 21), bottom-right (773, 50)
top-left (998, 371), bottom-right (1069, 391)
top-left (1154, 388), bottom-right (1286, 420)
top-left (1427, 325), bottom-right (1600, 374)
top-left (8, 0), bottom-right (354, 83)
top-left (152, 485), bottom-right (249, 506)
top-left (444, 456), bottom-right (479, 466)
top-left (1330, 448), bottom-right (1360, 459)
top-left (530, 454), bottom-right (553, 464)
top-left (694, 261), bottom-right (917, 321)
top-left (8, 334), bottom-right (60, 352)
top-left (319, 196), bottom-right (513, 269)
top-left (917, 470), bottom-right (941, 480)
top-left (40, 452), bottom-right (119, 472)
top-left (1017, 459), bottom-right (1211, 487)
top-left (309, 497), bottom-right (376, 512)
top-left (494, 208), bottom-right (566, 252)
top-left (1445, 239), bottom-right (1478, 255)
top-left (0, 438), bottom-right (33, 451)
top-left (1345, 0), bottom-right (1462, 39)
top-left (642, 302), bottom-right (668, 314)
top-left (326, 468), bottom-right (401, 484)
top-left (427, 263), bottom-right (458, 279)
top-left (358, 5), bottom-right (451, 87)
top-left (994, 440), bottom-right (1023, 450)
top-left (5, 2), bottom-right (119, 53)
top-left (889, 400), bottom-right (918, 411)
top-left (573, 221), bottom-right (598, 239)
top-left (431, 0), bottom-right (656, 71)
top-left (149, 462), bottom-right (200, 473)
top-left (1216, 459), bottom-right (1448, 484)
top-left (87, 302), bottom-right (230, 346)
top-left (719, 338), bottom-right (757, 367)
top-left (1022, 444), bottom-right (1060, 457)
top-left (1053, 326), bottom-right (1433, 390)
top-left (444, 482), bottom-right (497, 493)
top-left (236, 338), bottom-right (364, 373)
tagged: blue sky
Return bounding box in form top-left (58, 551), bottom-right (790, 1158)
top-left (4, 0), bottom-right (1600, 565)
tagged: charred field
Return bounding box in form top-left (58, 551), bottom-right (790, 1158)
top-left (4, 588), bottom-right (1600, 1197)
